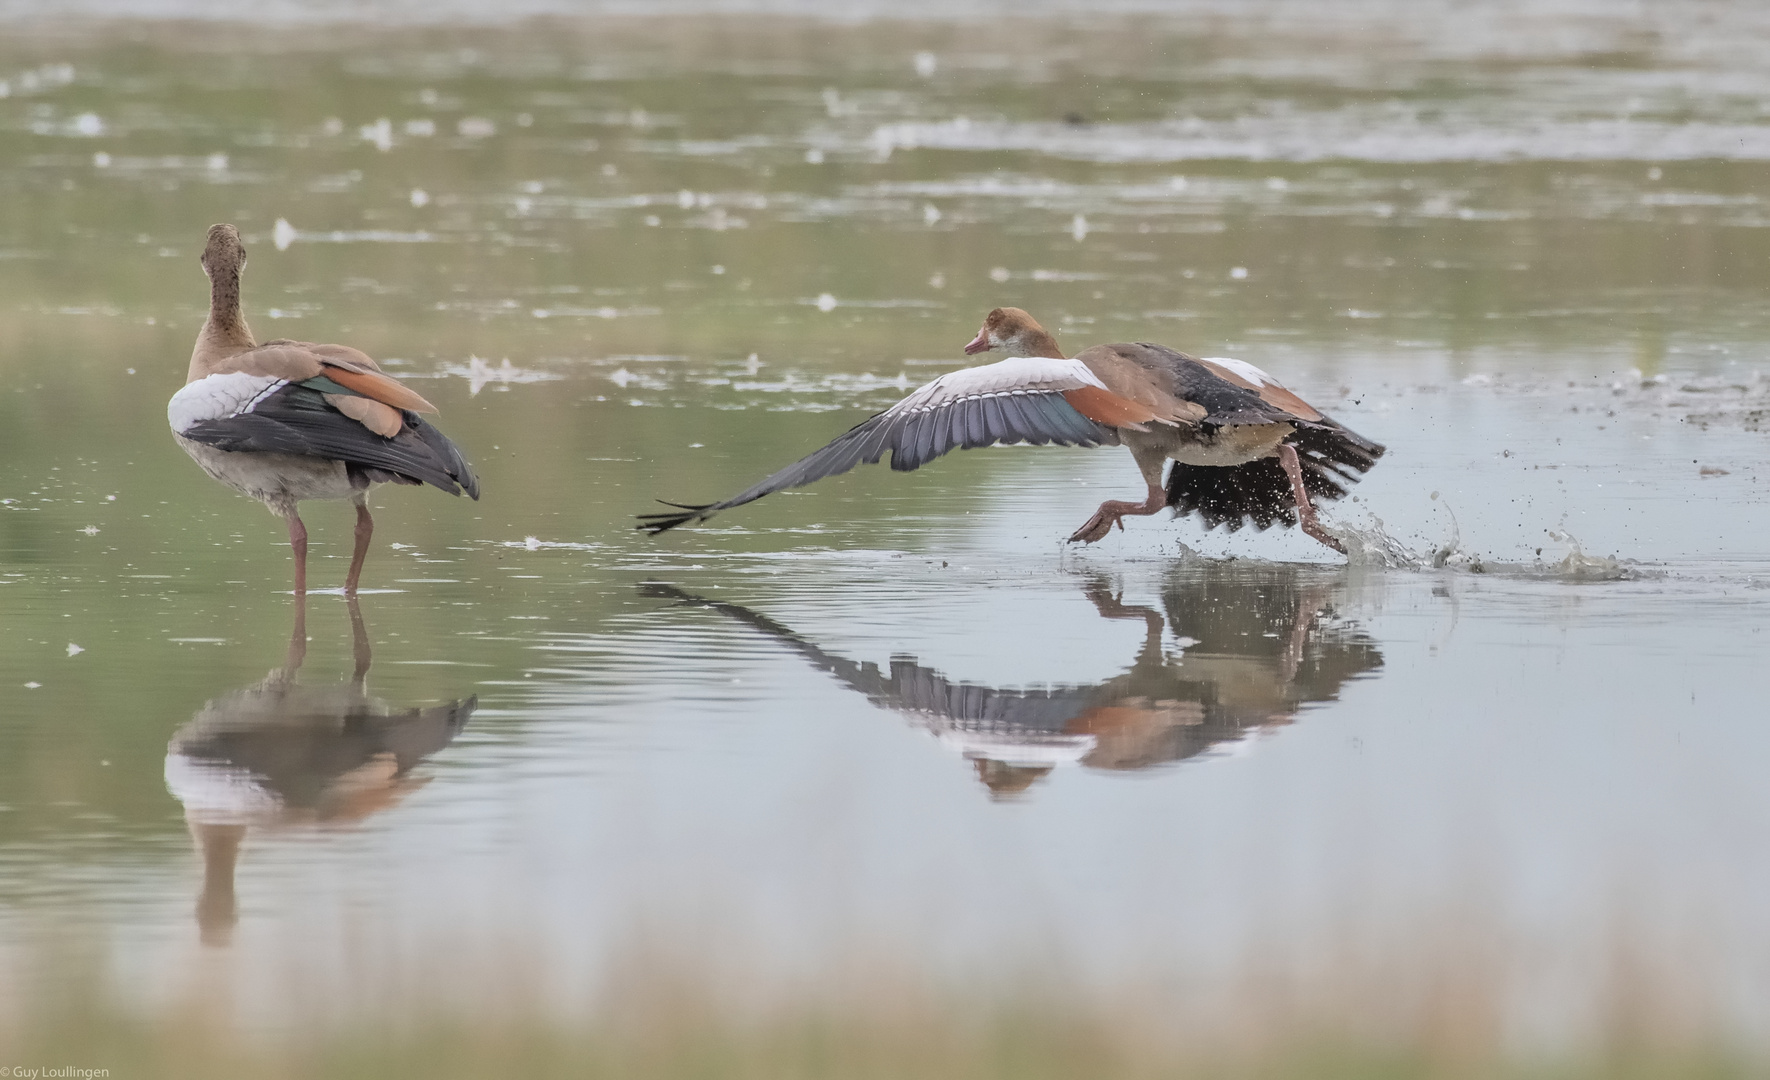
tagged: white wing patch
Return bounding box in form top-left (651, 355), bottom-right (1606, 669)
top-left (897, 355), bottom-right (1106, 414)
top-left (1201, 356), bottom-right (1282, 389)
top-left (167, 372), bottom-right (288, 434)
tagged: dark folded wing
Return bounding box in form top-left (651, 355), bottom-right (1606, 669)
top-left (640, 372), bottom-right (1113, 534)
top-left (179, 382), bottom-right (481, 499)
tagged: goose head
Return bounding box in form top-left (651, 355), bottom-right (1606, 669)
top-left (201, 223), bottom-right (246, 279)
top-left (963, 306), bottom-right (1063, 358)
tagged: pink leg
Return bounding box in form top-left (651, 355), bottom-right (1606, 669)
top-left (1276, 443), bottom-right (1345, 554)
top-left (345, 502), bottom-right (373, 596)
top-left (1068, 482), bottom-right (1167, 544)
top-left (287, 512), bottom-right (309, 596)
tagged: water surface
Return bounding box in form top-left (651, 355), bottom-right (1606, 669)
top-left (2, 4), bottom-right (1770, 1063)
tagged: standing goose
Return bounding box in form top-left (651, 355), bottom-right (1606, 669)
top-left (168, 224), bottom-right (480, 594)
top-left (639, 307), bottom-right (1381, 553)
top-left (165, 596), bottom-right (476, 945)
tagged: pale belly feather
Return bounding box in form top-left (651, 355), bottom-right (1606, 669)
top-left (1129, 422), bottom-right (1293, 468)
top-left (175, 436), bottom-right (362, 516)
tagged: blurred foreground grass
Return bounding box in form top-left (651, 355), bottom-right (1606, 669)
top-left (3, 963), bottom-right (1758, 1080)
top-left (4, 1009), bottom-right (1756, 1080)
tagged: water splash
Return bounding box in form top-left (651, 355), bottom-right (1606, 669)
top-left (1336, 515), bottom-right (1425, 570)
top-left (1334, 509), bottom-right (1634, 582)
top-left (1544, 529), bottom-right (1629, 580)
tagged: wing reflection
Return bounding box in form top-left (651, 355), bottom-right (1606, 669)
top-left (164, 598), bottom-right (475, 945)
top-left (643, 568), bottom-right (1379, 799)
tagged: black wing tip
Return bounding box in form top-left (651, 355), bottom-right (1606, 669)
top-left (1299, 415), bottom-right (1387, 471)
top-left (636, 500), bottom-right (717, 535)
top-left (636, 515), bottom-right (696, 535)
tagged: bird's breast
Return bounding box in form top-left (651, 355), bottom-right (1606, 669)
top-left (174, 435), bottom-right (357, 508)
top-left (1134, 421), bottom-right (1293, 467)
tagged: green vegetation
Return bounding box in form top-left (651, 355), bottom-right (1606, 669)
top-left (3, 989), bottom-right (1758, 1080)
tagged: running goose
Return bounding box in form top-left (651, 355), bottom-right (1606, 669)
top-left (641, 572), bottom-right (1381, 798)
top-left (639, 307), bottom-right (1382, 553)
top-left (168, 224), bottom-right (479, 594)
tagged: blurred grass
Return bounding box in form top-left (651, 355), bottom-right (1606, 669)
top-left (2, 993), bottom-right (1758, 1080)
top-left (4, 930), bottom-right (1761, 1080)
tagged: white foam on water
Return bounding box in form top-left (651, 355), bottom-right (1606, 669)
top-left (1333, 511), bottom-right (1635, 582)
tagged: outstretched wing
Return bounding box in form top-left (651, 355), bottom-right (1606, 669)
top-left (170, 372), bottom-right (480, 499)
top-left (638, 355), bottom-right (1123, 534)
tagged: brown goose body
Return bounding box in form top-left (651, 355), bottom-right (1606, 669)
top-left (640, 307), bottom-right (1382, 554)
top-left (1053, 337), bottom-right (1384, 549)
top-left (168, 225), bottom-right (479, 594)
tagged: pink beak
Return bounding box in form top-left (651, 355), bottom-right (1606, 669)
top-left (963, 330), bottom-right (991, 355)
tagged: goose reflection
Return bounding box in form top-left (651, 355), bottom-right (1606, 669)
top-left (643, 568), bottom-right (1379, 798)
top-left (164, 598), bottom-right (475, 945)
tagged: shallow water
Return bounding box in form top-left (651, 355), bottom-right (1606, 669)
top-left (3, 3), bottom-right (1770, 1062)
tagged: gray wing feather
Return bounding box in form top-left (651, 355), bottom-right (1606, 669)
top-left (912, 410), bottom-right (940, 468)
top-left (980, 396), bottom-right (1010, 444)
top-left (1004, 396), bottom-right (1043, 444)
top-left (929, 405), bottom-right (955, 460)
top-left (639, 389), bottom-right (1112, 533)
top-left (963, 401), bottom-right (989, 449)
